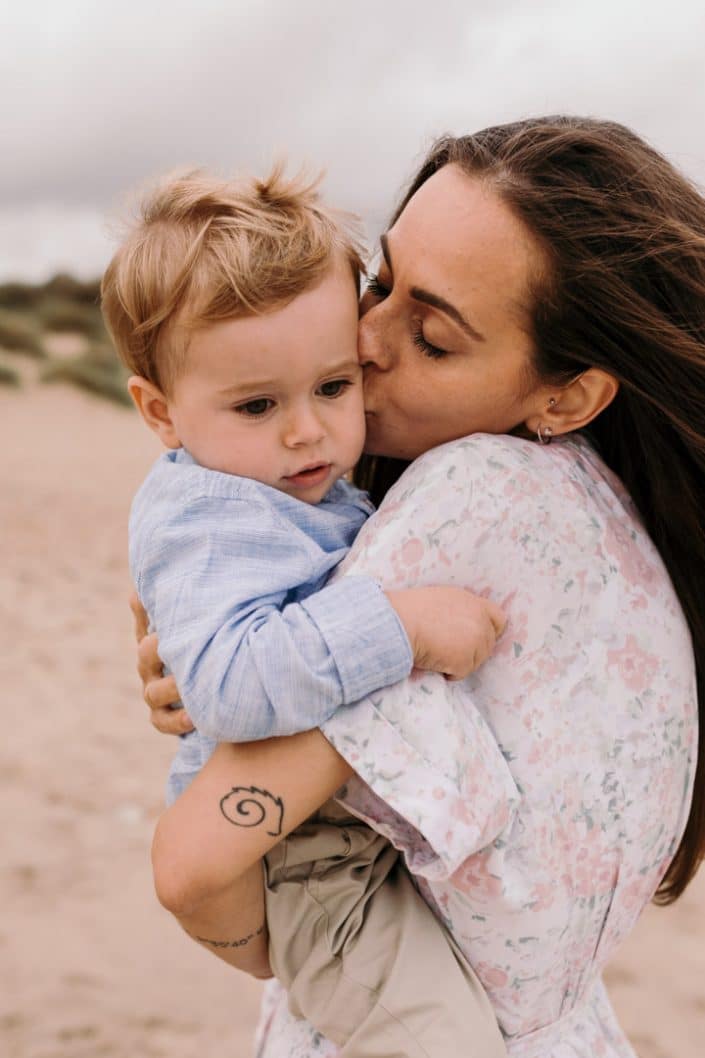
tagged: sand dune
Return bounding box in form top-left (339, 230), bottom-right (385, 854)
top-left (2, 376), bottom-right (703, 1057)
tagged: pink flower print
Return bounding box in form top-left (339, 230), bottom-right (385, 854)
top-left (568, 828), bottom-right (617, 898)
top-left (620, 875), bottom-right (652, 912)
top-left (475, 962), bottom-right (509, 989)
top-left (369, 498), bottom-right (403, 530)
top-left (603, 516), bottom-right (658, 594)
top-left (451, 851), bottom-right (503, 900)
top-left (534, 653), bottom-right (563, 682)
top-left (529, 881), bottom-right (555, 912)
top-left (528, 737), bottom-right (559, 768)
top-left (607, 634), bottom-right (660, 692)
top-left (522, 707), bottom-right (544, 732)
top-left (401, 537), bottom-right (424, 566)
top-left (450, 796), bottom-right (477, 827)
top-left (495, 596), bottom-right (527, 661)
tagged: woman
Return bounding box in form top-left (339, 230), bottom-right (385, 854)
top-left (138, 117), bottom-right (703, 1056)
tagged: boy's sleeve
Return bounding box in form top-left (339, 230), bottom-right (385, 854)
top-left (133, 491), bottom-right (413, 743)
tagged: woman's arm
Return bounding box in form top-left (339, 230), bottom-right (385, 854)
top-left (133, 592), bottom-right (352, 975)
top-left (173, 861), bottom-right (273, 979)
top-left (152, 729), bottom-right (352, 910)
top-left (151, 729), bottom-right (353, 975)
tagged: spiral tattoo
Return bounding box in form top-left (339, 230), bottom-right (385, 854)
top-left (219, 785), bottom-right (284, 837)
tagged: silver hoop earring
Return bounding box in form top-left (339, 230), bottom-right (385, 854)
top-left (537, 423), bottom-right (553, 445)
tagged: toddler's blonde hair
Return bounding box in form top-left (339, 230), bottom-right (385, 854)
top-left (101, 165), bottom-right (365, 392)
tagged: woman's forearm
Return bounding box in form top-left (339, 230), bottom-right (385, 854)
top-left (151, 730), bottom-right (352, 934)
top-left (174, 862), bottom-right (272, 978)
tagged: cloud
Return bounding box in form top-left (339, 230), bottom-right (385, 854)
top-left (1, 0), bottom-right (704, 278)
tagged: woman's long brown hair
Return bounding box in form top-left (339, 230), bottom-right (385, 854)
top-left (355, 117), bottom-right (705, 903)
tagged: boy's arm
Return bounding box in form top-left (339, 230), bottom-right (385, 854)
top-left (151, 729), bottom-right (354, 975)
top-left (135, 490), bottom-right (415, 743)
top-left (139, 497), bottom-right (505, 743)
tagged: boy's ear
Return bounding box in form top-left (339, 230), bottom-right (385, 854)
top-left (128, 376), bottom-right (181, 449)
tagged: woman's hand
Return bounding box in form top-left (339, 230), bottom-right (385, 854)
top-left (130, 591), bottom-right (195, 735)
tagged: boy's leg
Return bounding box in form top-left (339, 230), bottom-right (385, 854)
top-left (264, 803), bottom-right (507, 1058)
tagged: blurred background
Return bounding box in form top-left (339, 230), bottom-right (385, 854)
top-left (2, 2), bottom-right (704, 1056)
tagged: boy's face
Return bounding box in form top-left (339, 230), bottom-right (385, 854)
top-left (167, 256), bottom-right (365, 504)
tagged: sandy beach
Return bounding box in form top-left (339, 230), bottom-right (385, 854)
top-left (2, 368), bottom-right (703, 1058)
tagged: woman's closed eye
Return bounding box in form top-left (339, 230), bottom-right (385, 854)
top-left (365, 273), bottom-right (389, 299)
top-left (411, 322), bottom-right (448, 360)
top-left (366, 273), bottom-right (449, 359)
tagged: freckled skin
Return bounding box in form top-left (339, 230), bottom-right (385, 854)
top-left (358, 165), bottom-right (551, 461)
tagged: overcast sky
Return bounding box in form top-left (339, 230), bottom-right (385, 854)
top-left (2, 0), bottom-right (705, 280)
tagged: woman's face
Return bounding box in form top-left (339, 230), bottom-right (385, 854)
top-left (359, 164), bottom-right (550, 460)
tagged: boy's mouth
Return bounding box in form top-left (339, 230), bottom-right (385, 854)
top-left (283, 463), bottom-right (331, 488)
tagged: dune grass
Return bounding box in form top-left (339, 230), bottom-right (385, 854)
top-left (42, 273), bottom-right (102, 305)
top-left (38, 297), bottom-right (107, 340)
top-left (0, 273), bottom-right (134, 407)
top-left (0, 274), bottom-right (101, 310)
top-left (0, 281), bottom-right (45, 311)
top-left (0, 309), bottom-right (46, 358)
top-left (0, 361), bottom-right (20, 387)
top-left (40, 345), bottom-right (131, 407)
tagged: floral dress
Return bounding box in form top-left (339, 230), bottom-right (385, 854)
top-left (254, 433), bottom-right (697, 1058)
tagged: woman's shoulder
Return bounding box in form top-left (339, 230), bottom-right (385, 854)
top-left (346, 434), bottom-right (575, 580)
top-left (387, 431), bottom-right (634, 524)
top-left (382, 431), bottom-right (590, 518)
top-left (362, 430), bottom-right (676, 605)
top-left (400, 431), bottom-right (533, 479)
top-left (390, 431), bottom-right (574, 492)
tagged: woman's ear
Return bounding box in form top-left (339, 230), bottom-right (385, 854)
top-left (128, 376), bottom-right (182, 449)
top-left (524, 368), bottom-right (619, 438)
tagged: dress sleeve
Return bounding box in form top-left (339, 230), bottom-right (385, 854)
top-left (132, 491), bottom-right (412, 743)
top-left (321, 437), bottom-right (521, 880)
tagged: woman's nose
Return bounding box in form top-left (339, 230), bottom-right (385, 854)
top-left (282, 405), bottom-right (326, 447)
top-left (358, 306), bottom-right (394, 371)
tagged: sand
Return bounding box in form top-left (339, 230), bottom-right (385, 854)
top-left (2, 368), bottom-right (703, 1058)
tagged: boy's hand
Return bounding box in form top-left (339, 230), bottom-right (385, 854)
top-left (130, 591), bottom-right (194, 734)
top-left (386, 586), bottom-right (506, 680)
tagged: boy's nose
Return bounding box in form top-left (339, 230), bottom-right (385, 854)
top-left (282, 406), bottom-right (326, 447)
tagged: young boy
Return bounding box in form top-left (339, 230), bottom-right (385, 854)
top-left (102, 168), bottom-right (507, 1057)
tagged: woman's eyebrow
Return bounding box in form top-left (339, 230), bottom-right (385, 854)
top-left (379, 233), bottom-right (486, 343)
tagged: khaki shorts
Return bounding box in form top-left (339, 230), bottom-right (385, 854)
top-left (264, 801), bottom-right (506, 1058)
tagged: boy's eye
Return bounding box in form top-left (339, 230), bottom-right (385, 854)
top-left (318, 379), bottom-right (351, 398)
top-left (235, 398), bottom-right (274, 417)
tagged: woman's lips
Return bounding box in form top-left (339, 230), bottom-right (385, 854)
top-left (284, 463), bottom-right (331, 488)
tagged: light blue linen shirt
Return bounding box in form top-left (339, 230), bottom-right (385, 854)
top-left (129, 449), bottom-right (413, 802)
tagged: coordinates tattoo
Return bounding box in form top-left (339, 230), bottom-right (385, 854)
top-left (193, 923), bottom-right (265, 949)
top-left (219, 785), bottom-right (284, 837)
